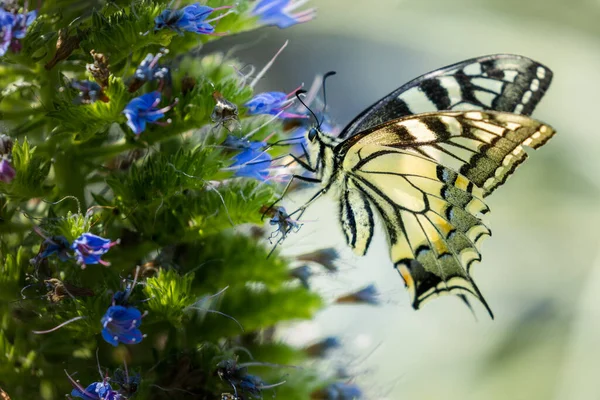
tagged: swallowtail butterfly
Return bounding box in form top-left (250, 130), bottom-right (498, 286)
top-left (283, 54), bottom-right (554, 317)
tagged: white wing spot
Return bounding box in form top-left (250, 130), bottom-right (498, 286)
top-left (471, 77), bottom-right (503, 93)
top-left (522, 90), bottom-right (532, 104)
top-left (503, 70), bottom-right (519, 83)
top-left (532, 131), bottom-right (541, 139)
top-left (399, 119), bottom-right (437, 141)
top-left (505, 122), bottom-right (521, 130)
top-left (463, 63), bottom-right (482, 76)
top-left (474, 90), bottom-right (496, 107)
top-left (540, 125), bottom-right (548, 133)
top-left (398, 87), bottom-right (438, 112)
top-left (438, 76), bottom-right (464, 106)
top-left (465, 111), bottom-right (483, 120)
top-left (530, 79), bottom-right (540, 91)
top-left (536, 66), bottom-right (546, 79)
top-left (439, 115), bottom-right (463, 136)
top-left (514, 104), bottom-right (524, 113)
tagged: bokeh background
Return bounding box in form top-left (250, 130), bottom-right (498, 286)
top-left (210, 1), bottom-right (600, 399)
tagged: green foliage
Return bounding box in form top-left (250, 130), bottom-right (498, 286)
top-left (0, 0), bottom-right (336, 399)
top-left (48, 75), bottom-right (131, 141)
top-left (0, 138), bottom-right (52, 200)
top-left (144, 269), bottom-right (196, 326)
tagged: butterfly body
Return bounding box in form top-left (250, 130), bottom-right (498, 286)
top-left (290, 55), bottom-right (555, 316)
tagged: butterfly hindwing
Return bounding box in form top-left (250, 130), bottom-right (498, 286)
top-left (337, 111), bottom-right (555, 313)
top-left (340, 54), bottom-right (552, 138)
top-left (340, 178), bottom-right (375, 256)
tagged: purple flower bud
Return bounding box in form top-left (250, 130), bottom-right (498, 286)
top-left (71, 233), bottom-right (119, 267)
top-left (0, 158), bottom-right (16, 183)
top-left (252, 0), bottom-right (316, 29)
top-left (101, 305), bottom-right (144, 346)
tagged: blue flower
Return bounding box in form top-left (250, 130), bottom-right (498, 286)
top-left (252, 0), bottom-right (316, 29)
top-left (101, 305), bottom-right (144, 346)
top-left (269, 206), bottom-right (300, 238)
top-left (0, 9), bottom-right (15, 56)
top-left (323, 382), bottom-right (364, 399)
top-left (230, 141), bottom-right (272, 181)
top-left (71, 233), bottom-right (119, 267)
top-left (11, 10), bottom-right (36, 39)
top-left (122, 92), bottom-right (176, 135)
top-left (155, 3), bottom-right (231, 35)
top-left (238, 374), bottom-right (266, 398)
top-left (0, 157), bottom-right (15, 183)
top-left (133, 51), bottom-right (169, 82)
top-left (70, 381), bottom-right (117, 400)
top-left (244, 91), bottom-right (306, 119)
top-left (39, 235), bottom-right (71, 261)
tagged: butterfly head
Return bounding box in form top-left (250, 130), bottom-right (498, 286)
top-left (308, 126), bottom-right (318, 142)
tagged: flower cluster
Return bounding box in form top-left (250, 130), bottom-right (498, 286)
top-left (0, 5), bottom-right (36, 56)
top-left (0, 0), bottom-right (371, 398)
top-left (34, 231), bottom-right (119, 268)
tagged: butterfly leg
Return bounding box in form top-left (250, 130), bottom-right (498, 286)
top-left (288, 187), bottom-right (328, 221)
top-left (261, 173), bottom-right (321, 220)
top-left (262, 141), bottom-right (319, 219)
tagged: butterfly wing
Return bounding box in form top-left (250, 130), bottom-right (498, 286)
top-left (339, 54), bottom-right (552, 139)
top-left (337, 111), bottom-right (555, 314)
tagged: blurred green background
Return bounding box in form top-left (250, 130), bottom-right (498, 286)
top-left (210, 1), bottom-right (600, 398)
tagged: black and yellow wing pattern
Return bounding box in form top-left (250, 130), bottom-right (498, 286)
top-left (340, 54), bottom-right (553, 138)
top-left (336, 111), bottom-right (555, 315)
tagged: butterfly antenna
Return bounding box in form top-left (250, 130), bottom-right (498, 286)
top-left (295, 90), bottom-right (319, 127)
top-left (320, 71), bottom-right (336, 126)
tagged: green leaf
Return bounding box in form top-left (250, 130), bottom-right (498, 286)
top-left (47, 75), bottom-right (131, 142)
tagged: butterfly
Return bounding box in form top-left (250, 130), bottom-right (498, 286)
top-left (278, 54), bottom-right (555, 317)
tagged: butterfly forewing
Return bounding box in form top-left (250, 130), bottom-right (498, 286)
top-left (336, 111), bottom-right (554, 314)
top-left (340, 54), bottom-right (552, 138)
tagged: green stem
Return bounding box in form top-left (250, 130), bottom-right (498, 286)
top-left (53, 151), bottom-right (87, 210)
